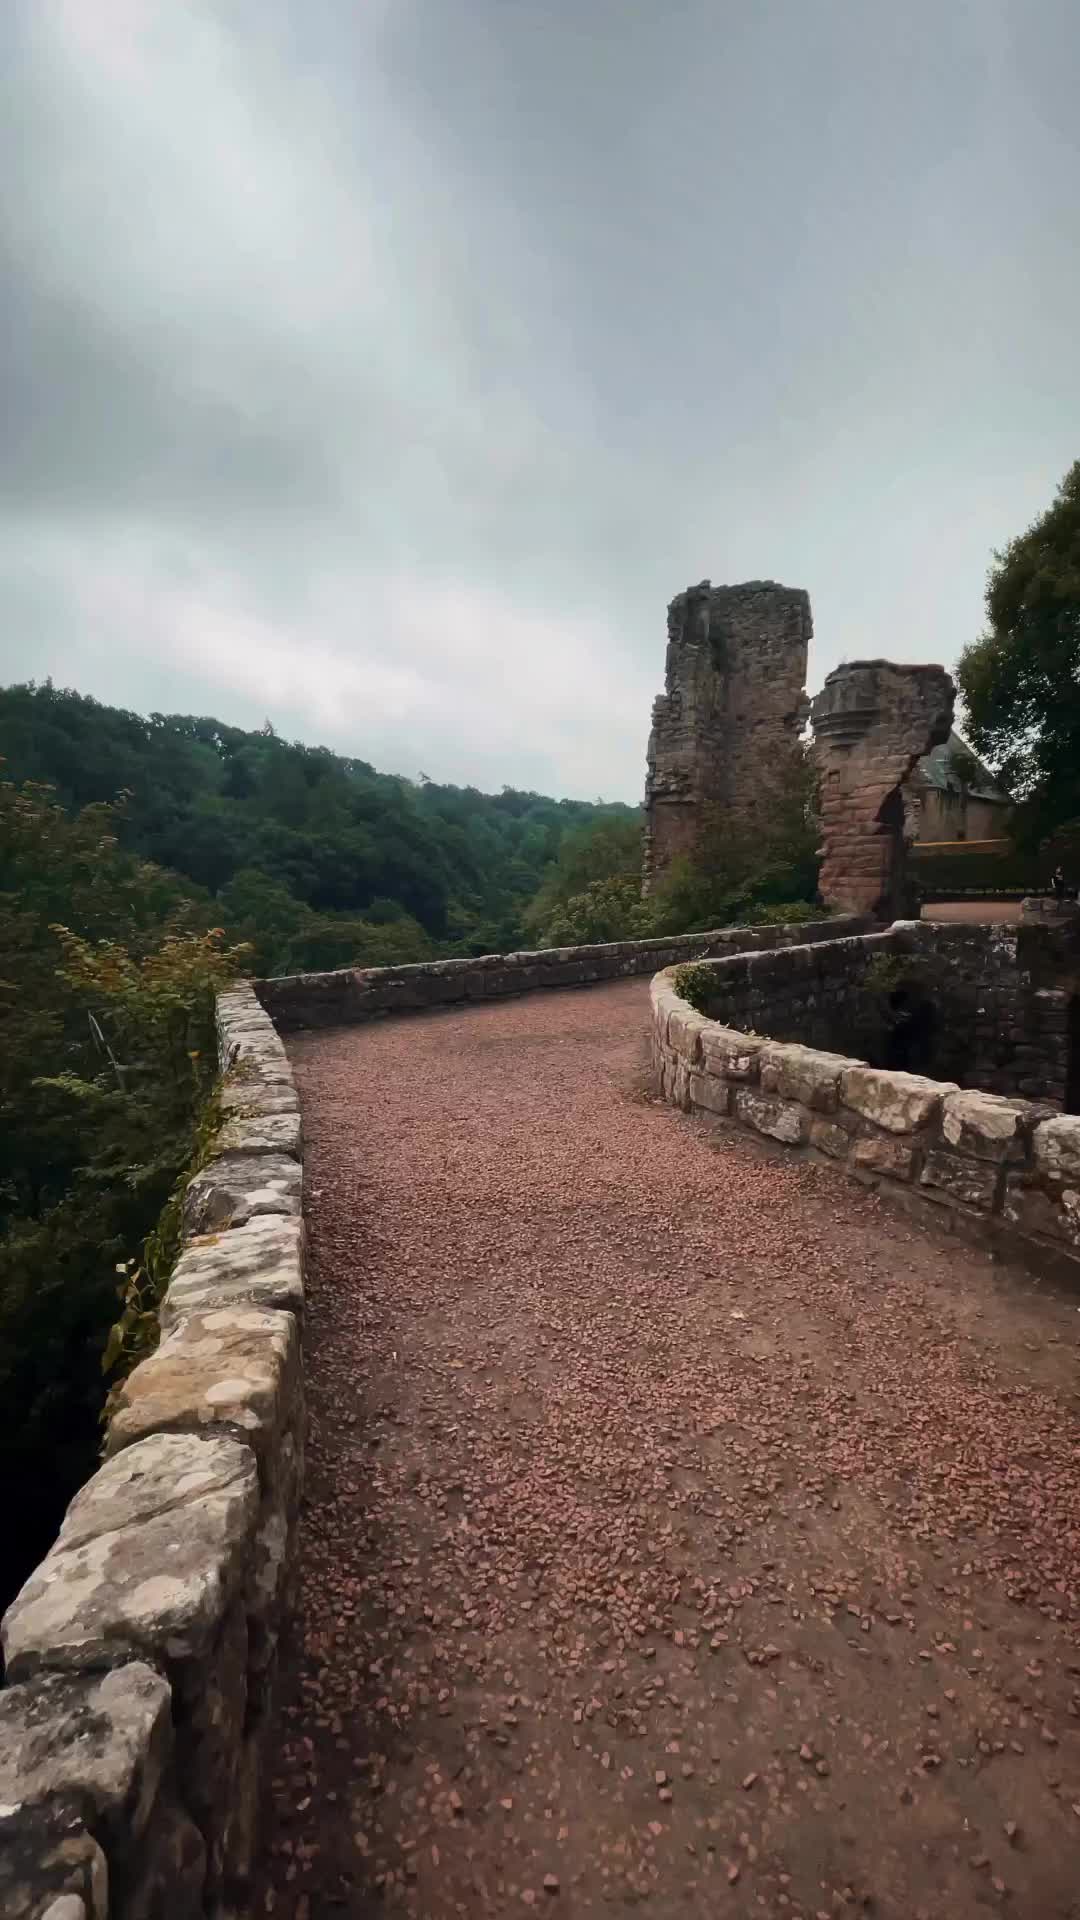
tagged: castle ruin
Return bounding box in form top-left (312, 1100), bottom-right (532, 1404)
top-left (642, 580), bottom-right (956, 919)
top-left (642, 581), bottom-right (812, 895)
top-left (812, 660), bottom-right (955, 917)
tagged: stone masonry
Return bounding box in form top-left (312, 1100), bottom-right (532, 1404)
top-left (0, 987), bottom-right (305, 1920)
top-left (812, 660), bottom-right (955, 917)
top-left (642, 580), bottom-right (811, 894)
top-left (652, 923), bottom-right (1080, 1277)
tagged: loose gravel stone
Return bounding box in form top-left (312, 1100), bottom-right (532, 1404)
top-left (255, 979), bottom-right (1080, 1918)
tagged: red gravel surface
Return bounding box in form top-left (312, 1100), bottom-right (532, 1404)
top-left (920, 902), bottom-right (1024, 925)
top-left (257, 979), bottom-right (1080, 1918)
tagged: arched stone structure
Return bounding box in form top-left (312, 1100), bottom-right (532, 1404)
top-left (812, 660), bottom-right (954, 917)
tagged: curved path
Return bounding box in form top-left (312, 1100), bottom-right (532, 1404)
top-left (258, 979), bottom-right (1080, 1918)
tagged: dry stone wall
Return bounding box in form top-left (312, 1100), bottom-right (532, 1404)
top-left (642, 580), bottom-right (811, 894)
top-left (255, 918), bottom-right (869, 1032)
top-left (652, 929), bottom-right (1080, 1277)
top-left (0, 988), bottom-right (304, 1920)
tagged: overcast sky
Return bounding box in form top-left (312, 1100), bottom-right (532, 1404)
top-left (1, 1), bottom-right (1077, 800)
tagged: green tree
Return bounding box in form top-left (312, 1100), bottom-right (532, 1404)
top-left (523, 815), bottom-right (643, 940)
top-left (648, 748), bottom-right (819, 934)
top-left (958, 461), bottom-right (1080, 845)
top-left (540, 877), bottom-right (654, 946)
top-left (0, 775), bottom-right (245, 1607)
top-left (0, 684), bottom-right (640, 964)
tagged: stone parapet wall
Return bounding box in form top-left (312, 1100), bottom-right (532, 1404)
top-left (1, 988), bottom-right (304, 1920)
top-left (255, 917), bottom-right (871, 1032)
top-left (651, 943), bottom-right (1080, 1278)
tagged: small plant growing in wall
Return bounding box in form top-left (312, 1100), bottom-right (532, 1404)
top-left (672, 961), bottom-right (719, 1015)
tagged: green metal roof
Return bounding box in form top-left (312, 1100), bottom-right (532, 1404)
top-left (915, 732), bottom-right (1010, 803)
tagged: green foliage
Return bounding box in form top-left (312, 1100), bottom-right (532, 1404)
top-left (540, 878), bottom-right (655, 947)
top-left (671, 962), bottom-right (719, 1015)
top-left (750, 901), bottom-right (826, 927)
top-left (648, 750), bottom-right (819, 936)
top-left (0, 683), bottom-right (639, 965)
top-left (522, 816), bottom-right (643, 943)
top-left (0, 774), bottom-right (246, 1608)
top-left (958, 461), bottom-right (1080, 846)
top-left (102, 1084), bottom-right (224, 1402)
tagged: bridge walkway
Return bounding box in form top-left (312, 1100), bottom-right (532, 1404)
top-left (257, 978), bottom-right (1080, 1918)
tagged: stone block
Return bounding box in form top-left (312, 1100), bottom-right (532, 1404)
top-left (850, 1132), bottom-right (917, 1180)
top-left (220, 1028), bottom-right (292, 1080)
top-left (249, 1424), bottom-right (303, 1659)
top-left (0, 1663), bottom-right (171, 1848)
top-left (122, 1796), bottom-right (205, 1920)
top-left (667, 1004), bottom-right (711, 1063)
top-left (1033, 1114), bottom-right (1080, 1183)
top-left (1003, 1174), bottom-right (1080, 1247)
top-left (215, 1111), bottom-right (302, 1160)
top-left (920, 1149), bottom-right (999, 1210)
top-left (105, 1308), bottom-right (299, 1484)
top-left (688, 1071), bottom-right (730, 1116)
top-left (651, 986), bottom-right (682, 1044)
top-left (759, 1041), bottom-right (863, 1112)
top-left (810, 1117), bottom-right (853, 1159)
top-left (841, 1066), bottom-right (956, 1134)
top-left (182, 1153), bottom-right (301, 1235)
top-left (940, 1090), bottom-right (1031, 1163)
top-left (219, 1072), bottom-right (299, 1119)
top-left (172, 1601), bottom-right (247, 1899)
top-left (161, 1214), bottom-right (304, 1333)
top-left (733, 1088), bottom-right (810, 1145)
top-left (0, 1811), bottom-right (107, 1920)
top-left (2, 1434), bottom-right (257, 1679)
top-left (700, 1025), bottom-right (764, 1082)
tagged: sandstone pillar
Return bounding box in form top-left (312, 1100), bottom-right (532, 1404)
top-left (643, 580), bottom-right (811, 894)
top-left (811, 661), bottom-right (954, 918)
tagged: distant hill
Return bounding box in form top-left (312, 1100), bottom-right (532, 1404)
top-left (0, 682), bottom-right (638, 972)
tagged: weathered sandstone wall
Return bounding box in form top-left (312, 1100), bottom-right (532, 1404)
top-left (642, 580), bottom-right (811, 894)
top-left (812, 661), bottom-right (955, 917)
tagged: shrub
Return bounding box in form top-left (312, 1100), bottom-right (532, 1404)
top-left (671, 962), bottom-right (719, 1015)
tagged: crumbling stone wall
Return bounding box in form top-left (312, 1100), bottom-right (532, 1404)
top-left (812, 660), bottom-right (955, 917)
top-left (642, 580), bottom-right (811, 894)
top-left (0, 987), bottom-right (304, 1920)
top-left (652, 926), bottom-right (1080, 1276)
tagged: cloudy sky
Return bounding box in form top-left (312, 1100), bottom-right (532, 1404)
top-left (1, 1), bottom-right (1077, 800)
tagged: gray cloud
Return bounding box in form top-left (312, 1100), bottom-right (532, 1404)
top-left (0, 0), bottom-right (1077, 798)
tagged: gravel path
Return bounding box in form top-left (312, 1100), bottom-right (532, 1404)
top-left (257, 979), bottom-right (1080, 1918)
top-left (920, 902), bottom-right (1024, 925)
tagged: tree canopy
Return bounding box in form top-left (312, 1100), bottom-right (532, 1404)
top-left (958, 461), bottom-right (1080, 846)
top-left (0, 682), bottom-right (638, 967)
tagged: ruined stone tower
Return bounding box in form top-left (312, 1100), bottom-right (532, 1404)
top-left (812, 660), bottom-right (955, 918)
top-left (642, 580), bottom-right (812, 894)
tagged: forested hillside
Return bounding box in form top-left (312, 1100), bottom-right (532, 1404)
top-left (0, 679), bottom-right (820, 1616)
top-left (0, 683), bottom-right (638, 972)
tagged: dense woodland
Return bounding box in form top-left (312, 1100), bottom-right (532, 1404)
top-left (0, 682), bottom-right (643, 972)
top-left (0, 680), bottom-right (820, 1614)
